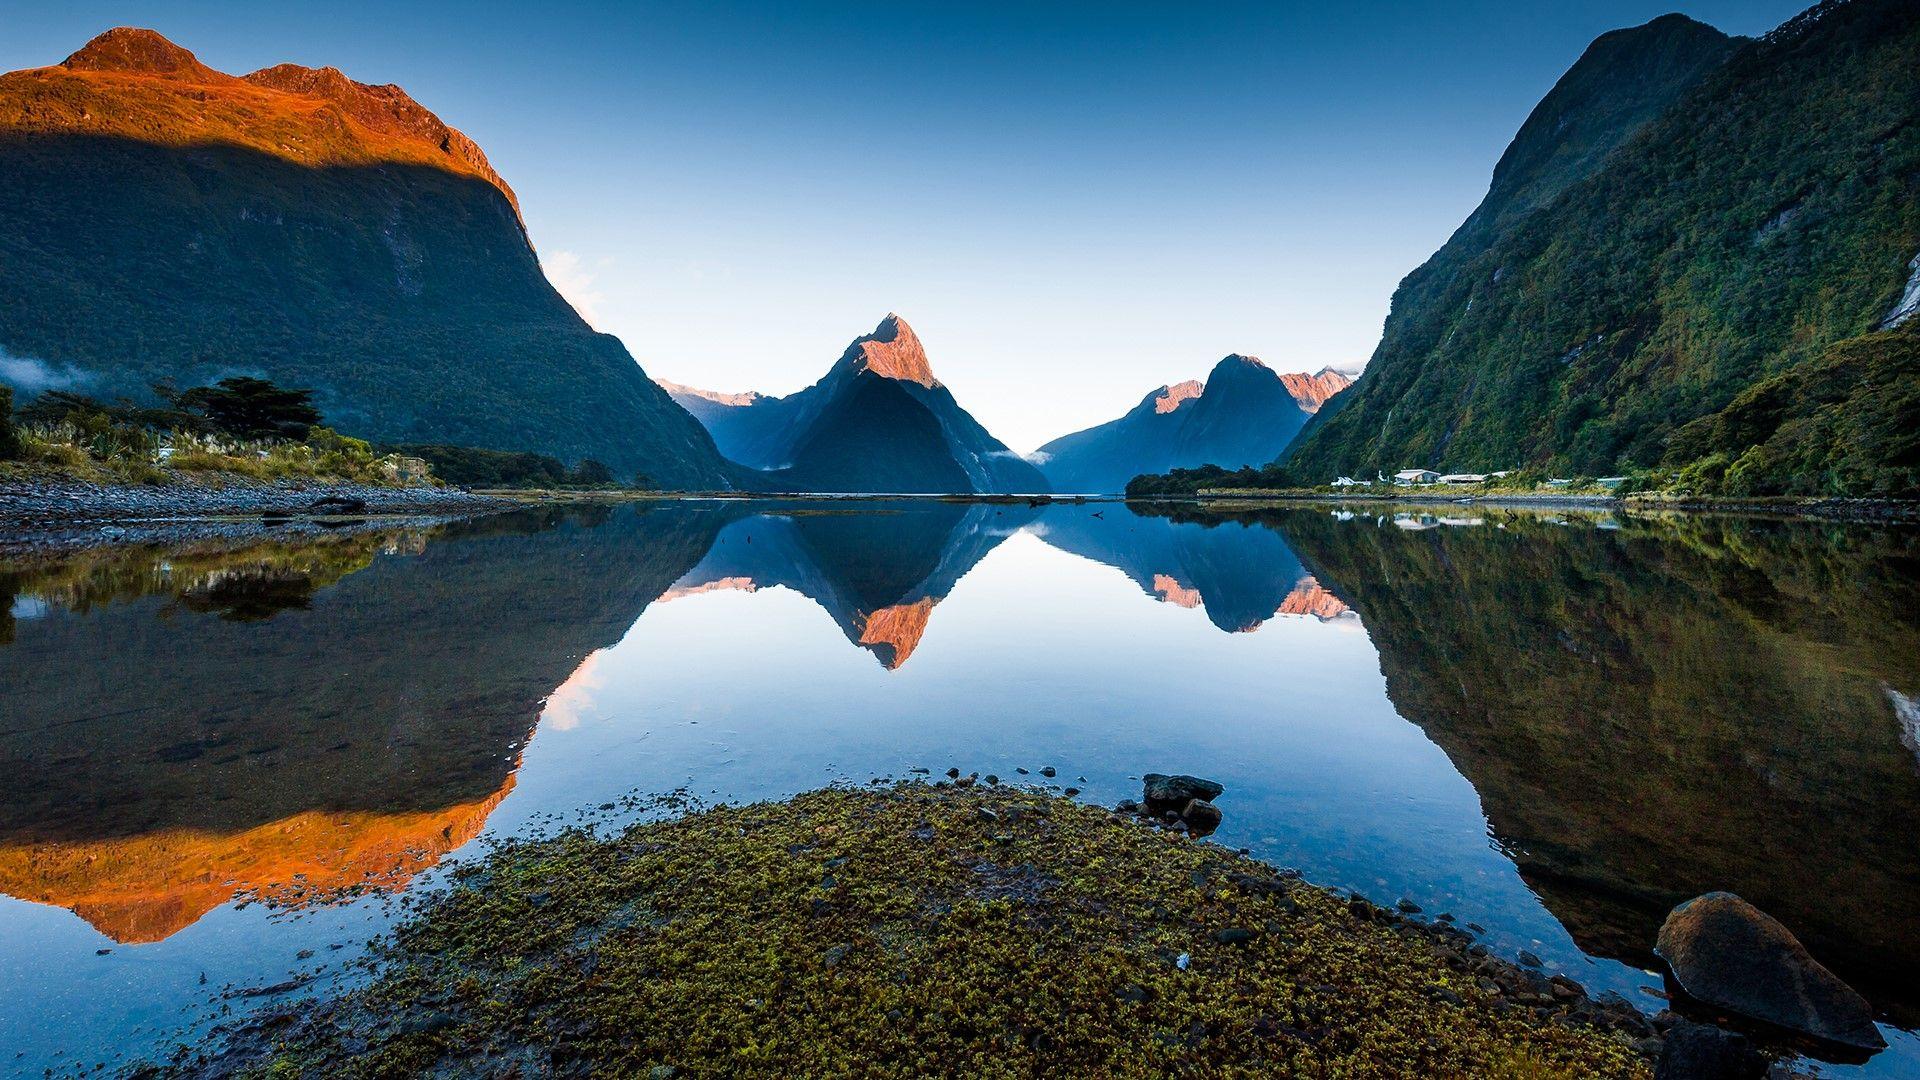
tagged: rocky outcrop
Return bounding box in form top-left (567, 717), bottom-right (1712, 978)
top-left (1656, 892), bottom-right (1884, 1053)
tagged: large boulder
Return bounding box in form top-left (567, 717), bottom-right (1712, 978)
top-left (1142, 774), bottom-right (1223, 814)
top-left (1656, 892), bottom-right (1884, 1053)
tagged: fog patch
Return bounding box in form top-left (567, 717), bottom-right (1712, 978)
top-left (0, 349), bottom-right (96, 394)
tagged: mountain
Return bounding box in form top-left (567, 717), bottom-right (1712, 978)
top-left (0, 28), bottom-right (734, 489)
top-left (1275, 2), bottom-right (1920, 497)
top-left (1036, 357), bottom-right (1349, 493)
top-left (660, 315), bottom-right (1048, 493)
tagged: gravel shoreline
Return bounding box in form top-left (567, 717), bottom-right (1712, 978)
top-left (0, 474), bottom-right (513, 525)
top-left (0, 474), bottom-right (517, 553)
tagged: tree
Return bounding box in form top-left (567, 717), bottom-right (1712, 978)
top-left (175, 377), bottom-right (321, 440)
top-left (569, 459), bottom-right (615, 487)
top-left (0, 386), bottom-right (19, 460)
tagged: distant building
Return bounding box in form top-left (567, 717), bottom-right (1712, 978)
top-left (1595, 476), bottom-right (1628, 488)
top-left (1437, 473), bottom-right (1487, 484)
top-left (1393, 469), bottom-right (1440, 484)
top-left (1331, 476), bottom-right (1364, 487)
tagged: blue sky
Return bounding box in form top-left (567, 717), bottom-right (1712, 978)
top-left (2, 1), bottom-right (1807, 450)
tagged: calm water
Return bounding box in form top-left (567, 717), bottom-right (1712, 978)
top-left (3, 500), bottom-right (1918, 1076)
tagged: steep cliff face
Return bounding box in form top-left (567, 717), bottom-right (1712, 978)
top-left (0, 29), bottom-right (734, 488)
top-left (1036, 359), bottom-right (1349, 494)
top-left (661, 316), bottom-right (1047, 494)
top-left (1280, 3), bottom-right (1920, 493)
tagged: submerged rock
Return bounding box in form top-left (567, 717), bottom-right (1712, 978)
top-left (1181, 799), bottom-right (1222, 837)
top-left (1656, 892), bottom-right (1884, 1053)
top-left (1654, 1019), bottom-right (1766, 1080)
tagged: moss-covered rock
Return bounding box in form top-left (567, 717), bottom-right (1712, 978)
top-left (151, 784), bottom-right (1655, 1078)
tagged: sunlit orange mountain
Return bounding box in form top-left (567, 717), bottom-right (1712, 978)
top-left (0, 28), bottom-right (733, 487)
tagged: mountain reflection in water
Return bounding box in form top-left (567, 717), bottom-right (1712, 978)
top-left (2, 499), bottom-right (1917, 1070)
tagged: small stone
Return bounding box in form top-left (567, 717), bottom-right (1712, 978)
top-left (1180, 799), bottom-right (1223, 837)
top-left (1040, 767), bottom-right (1056, 778)
top-left (1015, 767), bottom-right (1029, 775)
top-left (983, 774), bottom-right (999, 785)
top-left (975, 807), bottom-right (998, 823)
top-left (1063, 787), bottom-right (1081, 797)
top-left (1395, 897), bottom-right (1422, 914)
top-left (1518, 950), bottom-right (1543, 968)
top-left (1143, 773), bottom-right (1224, 813)
top-left (1212, 928), bottom-right (1255, 945)
top-left (946, 767), bottom-right (960, 778)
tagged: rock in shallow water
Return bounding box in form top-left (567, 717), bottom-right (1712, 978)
top-left (1143, 773), bottom-right (1224, 812)
top-left (1656, 892), bottom-right (1884, 1053)
top-left (1654, 1019), bottom-right (1766, 1080)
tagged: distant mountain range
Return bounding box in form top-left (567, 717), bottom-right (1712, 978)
top-left (1035, 356), bottom-right (1350, 493)
top-left (1270, 1), bottom-right (1920, 497)
top-left (0, 28), bottom-right (735, 489)
top-left (659, 315), bottom-right (1048, 494)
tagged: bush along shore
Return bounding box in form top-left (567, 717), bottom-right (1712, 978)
top-left (141, 779), bottom-right (1693, 1080)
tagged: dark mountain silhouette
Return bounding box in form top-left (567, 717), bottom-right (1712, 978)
top-left (660, 315), bottom-right (1047, 494)
top-left (0, 28), bottom-right (735, 488)
top-left (1036, 358), bottom-right (1349, 494)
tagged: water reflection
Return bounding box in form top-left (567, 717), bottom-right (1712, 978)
top-left (1, 500), bottom-right (1917, 1071)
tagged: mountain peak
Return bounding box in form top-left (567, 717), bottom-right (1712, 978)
top-left (657, 379), bottom-right (765, 408)
top-left (1279, 368), bottom-right (1354, 413)
top-left (63, 28), bottom-right (221, 81)
top-left (1152, 380), bottom-right (1205, 414)
top-left (842, 313), bottom-right (938, 387)
top-left (243, 62), bottom-right (519, 214)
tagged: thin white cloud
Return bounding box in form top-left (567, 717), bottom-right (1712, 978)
top-left (543, 250), bottom-right (608, 329)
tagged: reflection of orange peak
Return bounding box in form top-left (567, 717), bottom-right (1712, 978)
top-left (658, 576), bottom-right (758, 602)
top-left (0, 780), bottom-right (513, 944)
top-left (1151, 573), bottom-right (1202, 609)
top-left (1278, 576), bottom-right (1352, 621)
top-left (855, 597), bottom-right (937, 669)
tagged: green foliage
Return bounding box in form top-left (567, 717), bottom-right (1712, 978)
top-left (0, 386), bottom-right (18, 461)
top-left (395, 443), bottom-right (638, 490)
top-left (148, 784), bottom-right (1651, 1079)
top-left (1663, 331), bottom-right (1920, 497)
top-left (1278, 0), bottom-right (1920, 494)
top-left (166, 376), bottom-right (320, 441)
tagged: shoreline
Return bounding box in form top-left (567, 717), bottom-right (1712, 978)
top-left (0, 472), bottom-right (516, 539)
top-left (1130, 489), bottom-right (1920, 523)
top-left (149, 782), bottom-right (1674, 1079)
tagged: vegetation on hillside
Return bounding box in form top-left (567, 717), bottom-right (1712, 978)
top-left (393, 443), bottom-right (645, 490)
top-left (0, 31), bottom-right (733, 488)
top-left (1261, 0), bottom-right (1920, 496)
top-left (4, 379), bottom-right (424, 487)
top-left (0, 386), bottom-right (18, 461)
top-left (146, 783), bottom-right (1653, 1079)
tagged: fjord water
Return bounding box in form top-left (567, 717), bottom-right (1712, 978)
top-left (3, 502), bottom-right (1918, 1076)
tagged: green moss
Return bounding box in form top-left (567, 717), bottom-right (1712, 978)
top-left (153, 784), bottom-right (1652, 1078)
